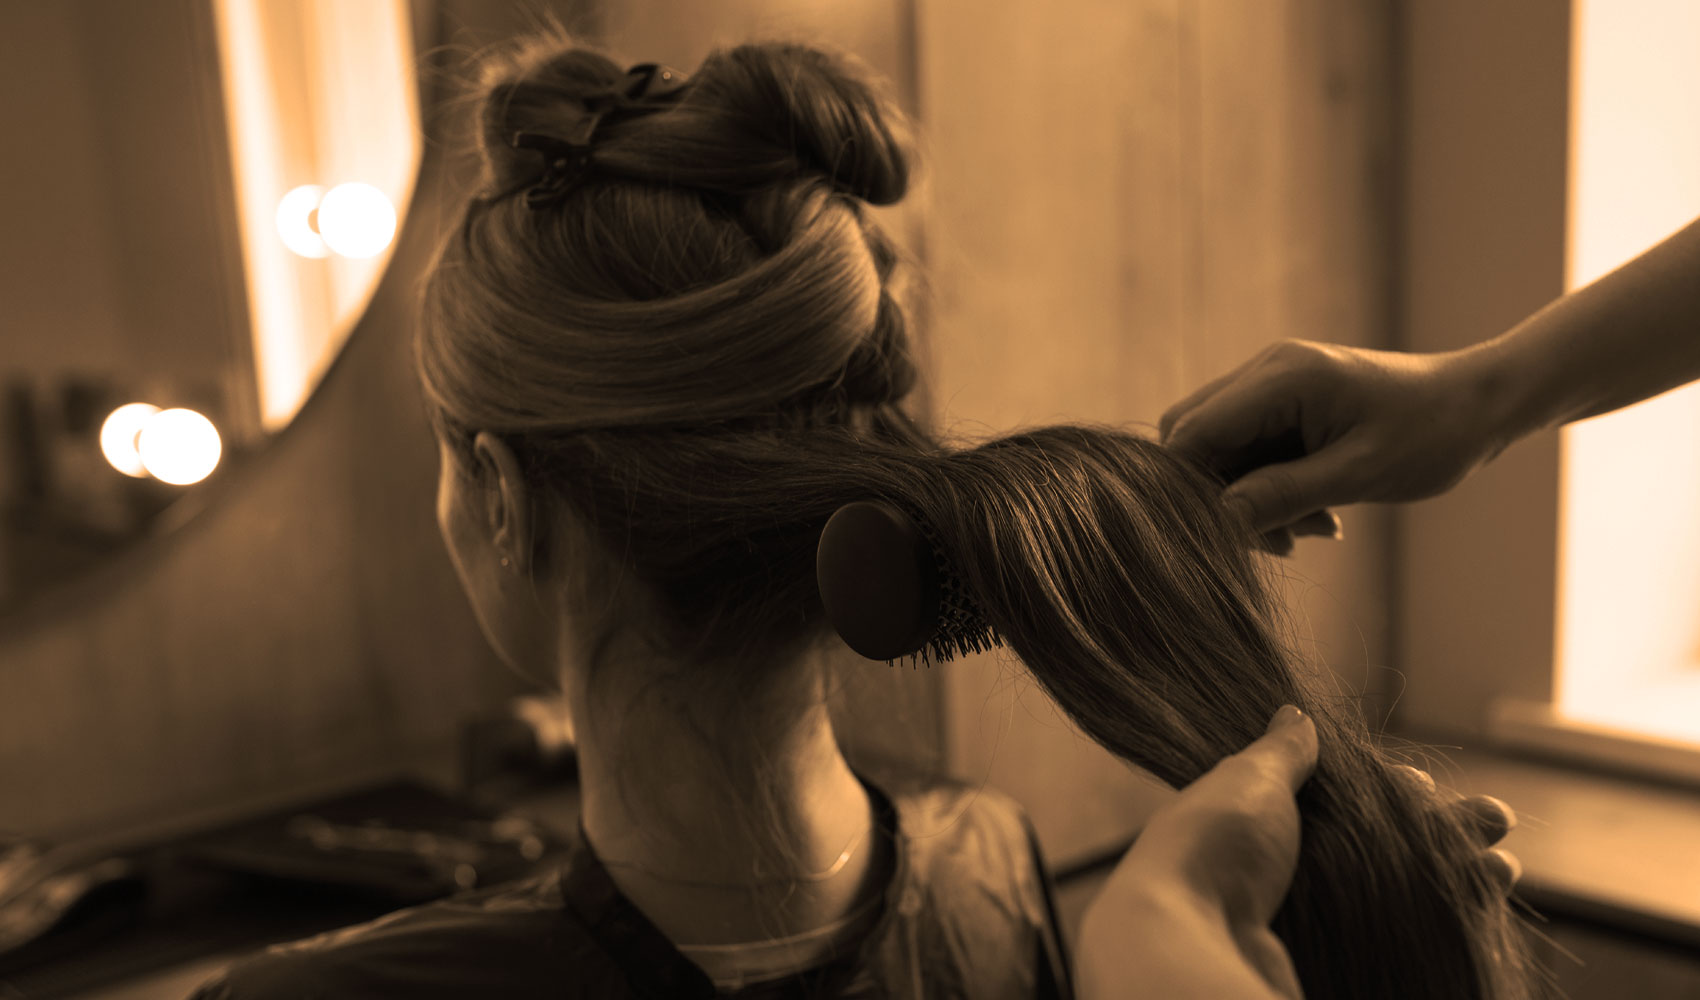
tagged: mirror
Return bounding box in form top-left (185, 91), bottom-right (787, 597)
top-left (0, 0), bottom-right (422, 611)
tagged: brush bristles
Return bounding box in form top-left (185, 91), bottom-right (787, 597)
top-left (895, 503), bottom-right (1003, 666)
top-left (908, 621), bottom-right (1001, 666)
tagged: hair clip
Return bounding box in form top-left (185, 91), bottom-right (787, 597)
top-left (622, 63), bottom-right (689, 103)
top-left (510, 63), bottom-right (690, 210)
top-left (510, 132), bottom-right (594, 209)
top-left (816, 501), bottom-right (999, 664)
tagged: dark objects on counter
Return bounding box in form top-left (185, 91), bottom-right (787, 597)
top-left (0, 779), bottom-right (573, 999)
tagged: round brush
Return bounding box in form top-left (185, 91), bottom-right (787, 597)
top-left (815, 500), bottom-right (1000, 664)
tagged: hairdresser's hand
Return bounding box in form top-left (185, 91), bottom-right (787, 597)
top-left (1159, 340), bottom-right (1512, 550)
top-left (1076, 706), bottom-right (1318, 1000)
top-left (1394, 765), bottom-right (1522, 894)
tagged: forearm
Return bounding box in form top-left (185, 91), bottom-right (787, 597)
top-left (1465, 214), bottom-right (1700, 444)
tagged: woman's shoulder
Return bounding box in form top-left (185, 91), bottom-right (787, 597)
top-left (884, 776), bottom-right (1046, 874)
top-left (887, 775), bottom-right (1030, 821)
top-left (868, 775), bottom-right (1072, 999)
top-left (186, 869), bottom-right (623, 1000)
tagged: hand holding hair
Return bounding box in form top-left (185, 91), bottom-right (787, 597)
top-left (1076, 706), bottom-right (1318, 1000)
top-left (1158, 340), bottom-right (1516, 545)
top-left (1071, 717), bottom-right (1522, 1000)
top-left (1161, 213), bottom-right (1700, 544)
top-left (1393, 765), bottom-right (1522, 895)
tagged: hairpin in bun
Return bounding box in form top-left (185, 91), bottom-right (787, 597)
top-left (510, 62), bottom-right (690, 209)
top-left (816, 501), bottom-right (1000, 664)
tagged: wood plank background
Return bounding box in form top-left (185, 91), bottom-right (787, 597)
top-left (917, 0), bottom-right (1397, 865)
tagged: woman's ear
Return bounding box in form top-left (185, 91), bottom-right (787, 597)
top-left (471, 431), bottom-right (535, 574)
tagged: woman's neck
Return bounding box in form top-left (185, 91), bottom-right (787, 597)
top-left (570, 655), bottom-right (882, 946)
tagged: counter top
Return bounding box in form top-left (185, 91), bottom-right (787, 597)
top-left (1417, 741), bottom-right (1700, 950)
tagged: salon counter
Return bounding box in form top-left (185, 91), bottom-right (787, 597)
top-left (1432, 742), bottom-right (1700, 950)
top-left (1431, 742), bottom-right (1700, 996)
top-left (3, 776), bottom-right (583, 1000)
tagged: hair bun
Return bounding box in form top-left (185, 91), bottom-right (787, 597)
top-left (694, 43), bottom-right (912, 205)
top-left (463, 37), bottom-right (913, 208)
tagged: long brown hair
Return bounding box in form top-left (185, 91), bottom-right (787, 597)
top-left (417, 27), bottom-right (1541, 999)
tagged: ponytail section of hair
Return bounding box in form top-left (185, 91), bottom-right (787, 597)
top-left (869, 426), bottom-right (1539, 999)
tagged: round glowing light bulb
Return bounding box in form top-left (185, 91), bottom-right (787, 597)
top-left (276, 184), bottom-right (330, 259)
top-left (318, 182), bottom-right (396, 259)
top-left (136, 408), bottom-right (222, 486)
top-left (100, 402), bottom-right (161, 477)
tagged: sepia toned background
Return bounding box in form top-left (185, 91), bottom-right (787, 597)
top-left (3, 1), bottom-right (1698, 997)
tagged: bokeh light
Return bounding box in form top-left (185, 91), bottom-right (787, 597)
top-left (136, 408), bottom-right (223, 486)
top-left (317, 182), bottom-right (396, 259)
top-left (275, 184), bottom-right (329, 258)
top-left (99, 403), bottom-right (162, 478)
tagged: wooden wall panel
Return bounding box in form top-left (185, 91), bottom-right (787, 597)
top-left (917, 0), bottom-right (1397, 866)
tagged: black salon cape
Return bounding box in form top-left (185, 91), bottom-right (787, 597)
top-left (189, 777), bottom-right (1073, 999)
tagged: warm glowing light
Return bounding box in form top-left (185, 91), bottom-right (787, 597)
top-left (136, 408), bottom-right (223, 486)
top-left (318, 182), bottom-right (396, 260)
top-left (1557, 0), bottom-right (1700, 746)
top-left (99, 403), bottom-right (161, 477)
top-left (276, 184), bottom-right (329, 258)
top-left (213, 0), bottom-right (420, 430)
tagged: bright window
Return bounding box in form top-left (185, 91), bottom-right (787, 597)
top-left (1554, 0), bottom-right (1700, 747)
